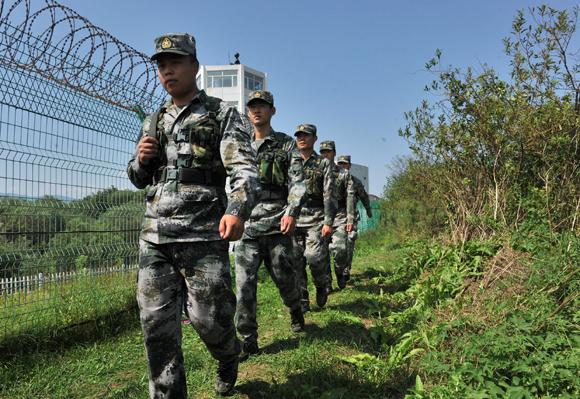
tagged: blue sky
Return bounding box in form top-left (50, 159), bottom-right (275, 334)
top-left (56, 0), bottom-right (577, 195)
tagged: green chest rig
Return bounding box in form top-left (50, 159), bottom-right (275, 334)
top-left (305, 156), bottom-right (324, 208)
top-left (149, 96), bottom-right (226, 187)
top-left (257, 132), bottom-right (289, 200)
top-left (332, 166), bottom-right (347, 207)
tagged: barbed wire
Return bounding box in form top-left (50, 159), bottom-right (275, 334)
top-left (0, 0), bottom-right (164, 114)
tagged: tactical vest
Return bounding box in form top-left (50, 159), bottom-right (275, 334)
top-left (305, 156), bottom-right (324, 207)
top-left (257, 132), bottom-right (288, 199)
top-left (332, 166), bottom-right (347, 208)
top-left (149, 97), bottom-right (226, 187)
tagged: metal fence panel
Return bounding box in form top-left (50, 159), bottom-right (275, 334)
top-left (0, 0), bottom-right (163, 342)
top-left (357, 200), bottom-right (381, 233)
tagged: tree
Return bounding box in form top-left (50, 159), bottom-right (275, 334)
top-left (399, 6), bottom-right (580, 242)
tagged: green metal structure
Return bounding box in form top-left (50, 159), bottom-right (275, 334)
top-left (0, 0), bottom-right (164, 342)
top-left (0, 0), bottom-right (383, 344)
top-left (357, 200), bottom-right (381, 233)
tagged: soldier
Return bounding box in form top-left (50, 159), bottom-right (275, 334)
top-left (234, 90), bottom-right (307, 361)
top-left (336, 154), bottom-right (373, 280)
top-left (127, 33), bottom-right (260, 398)
top-left (293, 124), bottom-right (337, 313)
top-left (319, 142), bottom-right (356, 290)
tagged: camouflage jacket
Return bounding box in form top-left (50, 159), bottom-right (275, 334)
top-left (127, 90), bottom-right (260, 244)
top-left (295, 151), bottom-right (337, 229)
top-left (329, 163), bottom-right (356, 226)
top-left (351, 174), bottom-right (373, 221)
top-left (243, 128), bottom-right (307, 238)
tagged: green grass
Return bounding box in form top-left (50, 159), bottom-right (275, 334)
top-left (4, 228), bottom-right (579, 398)
top-left (0, 231), bottom-right (413, 398)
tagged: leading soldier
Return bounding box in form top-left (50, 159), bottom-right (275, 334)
top-left (293, 124), bottom-right (337, 312)
top-left (234, 90), bottom-right (307, 361)
top-left (319, 141), bottom-right (356, 290)
top-left (127, 33), bottom-right (260, 398)
top-left (336, 154), bottom-right (373, 280)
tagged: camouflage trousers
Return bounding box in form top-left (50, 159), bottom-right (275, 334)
top-left (293, 224), bottom-right (330, 303)
top-left (234, 233), bottom-right (302, 343)
top-left (346, 224), bottom-right (358, 274)
top-left (137, 239), bottom-right (241, 399)
top-left (325, 220), bottom-right (351, 289)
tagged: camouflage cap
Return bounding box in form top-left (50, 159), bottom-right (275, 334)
top-left (151, 33), bottom-right (196, 61)
top-left (247, 90), bottom-right (274, 106)
top-left (319, 140), bottom-right (335, 152)
top-left (294, 124), bottom-right (317, 136)
top-left (337, 154), bottom-right (351, 164)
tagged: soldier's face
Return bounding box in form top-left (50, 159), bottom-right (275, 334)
top-left (156, 54), bottom-right (199, 104)
top-left (247, 101), bottom-right (275, 127)
top-left (320, 149), bottom-right (336, 162)
top-left (295, 133), bottom-right (316, 151)
top-left (338, 162), bottom-right (351, 170)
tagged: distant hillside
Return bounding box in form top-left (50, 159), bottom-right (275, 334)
top-left (0, 193), bottom-right (77, 203)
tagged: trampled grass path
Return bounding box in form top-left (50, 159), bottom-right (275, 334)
top-left (0, 236), bottom-right (408, 398)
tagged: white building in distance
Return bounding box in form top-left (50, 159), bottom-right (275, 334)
top-left (197, 55), bottom-right (370, 194)
top-left (196, 54), bottom-right (267, 116)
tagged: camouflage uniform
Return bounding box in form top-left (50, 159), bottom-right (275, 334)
top-left (235, 91), bottom-right (307, 345)
top-left (293, 125), bottom-right (337, 307)
top-left (127, 33), bottom-right (260, 399)
top-left (337, 154), bottom-right (373, 275)
top-left (319, 142), bottom-right (356, 288)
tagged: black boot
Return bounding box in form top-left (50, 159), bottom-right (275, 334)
top-left (290, 307), bottom-right (305, 332)
top-left (214, 356), bottom-right (239, 396)
top-left (316, 286), bottom-right (328, 307)
top-left (239, 340), bottom-right (259, 362)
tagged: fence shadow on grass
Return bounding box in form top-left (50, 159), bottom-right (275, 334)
top-left (0, 305), bottom-right (140, 365)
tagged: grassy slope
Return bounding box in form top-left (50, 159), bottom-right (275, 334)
top-left (3, 229), bottom-right (580, 398)
top-left (0, 232), bottom-right (411, 399)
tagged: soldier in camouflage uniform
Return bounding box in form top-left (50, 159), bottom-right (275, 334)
top-left (293, 124), bottom-right (337, 312)
top-left (234, 90), bottom-right (307, 361)
top-left (127, 33), bottom-right (260, 398)
top-left (319, 142), bottom-right (356, 290)
top-left (336, 154), bottom-right (373, 279)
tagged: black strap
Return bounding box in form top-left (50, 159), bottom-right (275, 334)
top-left (148, 110), bottom-right (160, 140)
top-left (154, 167), bottom-right (226, 187)
top-left (260, 189), bottom-right (288, 201)
top-left (306, 198), bottom-right (324, 208)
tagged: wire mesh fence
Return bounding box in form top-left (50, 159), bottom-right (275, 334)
top-left (0, 0), bottom-right (164, 342)
top-left (357, 200), bottom-right (381, 233)
top-left (0, 0), bottom-right (384, 344)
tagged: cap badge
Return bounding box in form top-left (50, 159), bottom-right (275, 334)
top-left (161, 38), bottom-right (171, 49)
top-left (253, 92), bottom-right (261, 98)
top-left (299, 125), bottom-right (305, 130)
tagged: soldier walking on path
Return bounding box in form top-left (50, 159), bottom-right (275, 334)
top-left (234, 90), bottom-right (307, 362)
top-left (293, 124), bottom-right (337, 313)
top-left (319, 142), bottom-right (356, 290)
top-left (336, 154), bottom-right (373, 280)
top-left (127, 33), bottom-right (260, 398)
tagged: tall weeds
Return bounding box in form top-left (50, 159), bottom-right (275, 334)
top-left (397, 6), bottom-right (580, 243)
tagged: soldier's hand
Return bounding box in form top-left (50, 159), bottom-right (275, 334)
top-left (220, 214), bottom-right (244, 241)
top-left (346, 224), bottom-right (353, 232)
top-left (280, 216), bottom-right (296, 235)
top-left (321, 224), bottom-right (333, 238)
top-left (138, 136), bottom-right (160, 165)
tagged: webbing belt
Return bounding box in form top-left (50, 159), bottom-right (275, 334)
top-left (260, 190), bottom-right (288, 201)
top-left (154, 167), bottom-right (226, 187)
top-left (306, 198), bottom-right (324, 208)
